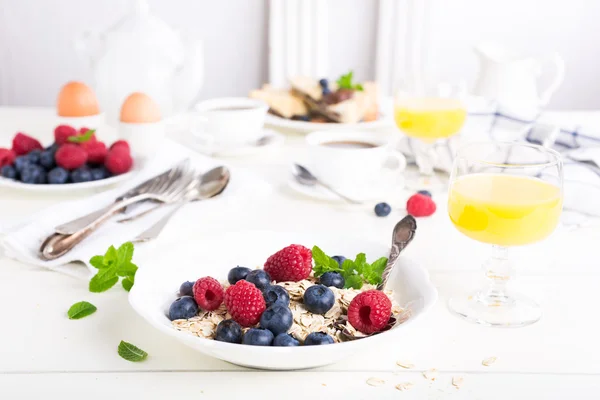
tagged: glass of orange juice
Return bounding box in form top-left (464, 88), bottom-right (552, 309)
top-left (447, 142), bottom-right (563, 327)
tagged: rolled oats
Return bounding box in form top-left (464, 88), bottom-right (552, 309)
top-left (423, 368), bottom-right (438, 381)
top-left (395, 382), bottom-right (414, 391)
top-left (396, 360), bottom-right (415, 369)
top-left (366, 377), bottom-right (385, 387)
top-left (452, 376), bottom-right (464, 388)
top-left (482, 356), bottom-right (497, 366)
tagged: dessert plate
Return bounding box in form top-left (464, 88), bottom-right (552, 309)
top-left (129, 230), bottom-right (437, 370)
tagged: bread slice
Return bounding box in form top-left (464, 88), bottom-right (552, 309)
top-left (249, 84), bottom-right (307, 119)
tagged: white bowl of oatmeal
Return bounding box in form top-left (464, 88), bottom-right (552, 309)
top-left (129, 230), bottom-right (437, 370)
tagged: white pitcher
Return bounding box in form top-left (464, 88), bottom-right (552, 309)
top-left (473, 42), bottom-right (565, 120)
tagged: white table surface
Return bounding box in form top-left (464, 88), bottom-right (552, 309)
top-left (1, 107), bottom-right (599, 399)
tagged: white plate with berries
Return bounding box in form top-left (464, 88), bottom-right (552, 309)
top-left (0, 127), bottom-right (139, 192)
top-left (129, 230), bottom-right (437, 370)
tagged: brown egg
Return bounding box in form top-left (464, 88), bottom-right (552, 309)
top-left (57, 81), bottom-right (100, 117)
top-left (120, 92), bottom-right (161, 123)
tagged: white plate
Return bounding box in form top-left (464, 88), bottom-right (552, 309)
top-left (129, 230), bottom-right (437, 370)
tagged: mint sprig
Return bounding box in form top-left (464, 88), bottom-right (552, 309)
top-left (67, 301), bottom-right (97, 319)
top-left (118, 340), bottom-right (148, 362)
top-left (336, 71), bottom-right (364, 91)
top-left (312, 245), bottom-right (387, 289)
top-left (67, 129), bottom-right (96, 143)
top-left (89, 242), bottom-right (138, 293)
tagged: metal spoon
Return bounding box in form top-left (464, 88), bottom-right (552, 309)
top-left (292, 164), bottom-right (362, 204)
top-left (377, 215), bottom-right (417, 290)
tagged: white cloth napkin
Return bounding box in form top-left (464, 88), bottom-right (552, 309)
top-left (1, 140), bottom-right (272, 280)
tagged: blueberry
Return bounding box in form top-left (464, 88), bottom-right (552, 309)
top-left (179, 281), bottom-right (194, 297)
top-left (260, 304), bottom-right (293, 336)
top-left (273, 333), bottom-right (300, 347)
top-left (46, 143), bottom-right (59, 153)
top-left (322, 87), bottom-right (332, 95)
top-left (304, 332), bottom-right (335, 345)
top-left (303, 284), bottom-right (335, 314)
top-left (374, 202), bottom-right (391, 217)
top-left (245, 270), bottom-right (271, 291)
top-left (242, 328), bottom-right (274, 346)
top-left (47, 167), bottom-right (69, 184)
top-left (319, 78), bottom-right (329, 88)
top-left (263, 285), bottom-right (290, 308)
top-left (90, 167), bottom-right (110, 181)
top-left (319, 272), bottom-right (345, 289)
top-left (168, 296), bottom-right (198, 321)
top-left (292, 115), bottom-right (311, 122)
top-left (14, 156), bottom-right (31, 172)
top-left (1, 165), bottom-right (17, 180)
top-left (417, 190), bottom-right (432, 197)
top-left (215, 319), bottom-right (243, 344)
top-left (228, 266), bottom-right (252, 285)
top-left (20, 164), bottom-right (45, 184)
top-left (27, 150), bottom-right (41, 165)
top-left (39, 150), bottom-right (55, 170)
top-left (331, 255), bottom-right (346, 267)
top-left (71, 167), bottom-right (92, 183)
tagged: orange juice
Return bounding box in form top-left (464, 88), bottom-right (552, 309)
top-left (394, 98), bottom-right (466, 141)
top-left (448, 174), bottom-right (562, 246)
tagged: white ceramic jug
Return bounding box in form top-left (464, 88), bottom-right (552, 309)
top-left (473, 42), bottom-right (565, 120)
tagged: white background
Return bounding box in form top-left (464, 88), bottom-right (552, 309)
top-left (0, 0), bottom-right (598, 108)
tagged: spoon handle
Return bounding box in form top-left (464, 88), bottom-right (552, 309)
top-left (316, 181), bottom-right (362, 205)
top-left (378, 215), bottom-right (417, 290)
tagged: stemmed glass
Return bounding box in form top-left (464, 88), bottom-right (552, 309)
top-left (447, 142), bottom-right (563, 327)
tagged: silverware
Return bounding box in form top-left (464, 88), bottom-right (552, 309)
top-left (377, 215), bottom-right (417, 290)
top-left (292, 163), bottom-right (362, 204)
top-left (55, 159), bottom-right (192, 235)
top-left (133, 166), bottom-right (231, 243)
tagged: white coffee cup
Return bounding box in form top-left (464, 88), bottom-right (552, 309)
top-left (192, 97), bottom-right (269, 145)
top-left (305, 131), bottom-right (406, 198)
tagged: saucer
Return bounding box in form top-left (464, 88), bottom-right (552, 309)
top-left (173, 128), bottom-right (285, 157)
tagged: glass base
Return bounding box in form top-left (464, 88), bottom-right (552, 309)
top-left (404, 172), bottom-right (448, 191)
top-left (448, 290), bottom-right (542, 328)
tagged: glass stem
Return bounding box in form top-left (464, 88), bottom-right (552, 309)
top-left (414, 140), bottom-right (437, 176)
top-left (479, 245), bottom-right (515, 306)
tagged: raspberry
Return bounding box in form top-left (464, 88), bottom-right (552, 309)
top-left (347, 290), bottom-right (392, 334)
top-left (54, 125), bottom-right (77, 145)
top-left (78, 127), bottom-right (97, 142)
top-left (55, 144), bottom-right (87, 170)
top-left (12, 133), bottom-right (42, 156)
top-left (192, 277), bottom-right (224, 311)
top-left (264, 244), bottom-right (312, 282)
top-left (224, 280), bottom-right (266, 327)
top-left (82, 141), bottom-right (107, 164)
top-left (104, 148), bottom-right (133, 175)
top-left (110, 140), bottom-right (130, 153)
top-left (406, 193), bottom-right (436, 217)
top-left (0, 148), bottom-right (16, 168)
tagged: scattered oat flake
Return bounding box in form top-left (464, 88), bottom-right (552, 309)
top-left (422, 368), bottom-right (438, 381)
top-left (395, 382), bottom-right (414, 391)
top-left (482, 356), bottom-right (497, 366)
top-left (396, 360), bottom-right (415, 369)
top-left (452, 376), bottom-right (464, 388)
top-left (321, 383), bottom-right (327, 387)
top-left (366, 377), bottom-right (386, 387)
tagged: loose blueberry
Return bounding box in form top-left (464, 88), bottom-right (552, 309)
top-left (417, 190), bottom-right (432, 197)
top-left (1, 165), bottom-right (17, 180)
top-left (322, 87), bottom-right (332, 95)
top-left (215, 319), bottom-right (243, 344)
top-left (304, 332), bottom-right (335, 345)
top-left (71, 167), bottom-right (93, 183)
top-left (273, 333), bottom-right (300, 347)
top-left (374, 202), bottom-right (391, 217)
top-left (319, 78), bottom-right (329, 88)
top-left (331, 255), bottom-right (346, 267)
top-left (179, 281), bottom-right (194, 297)
top-left (303, 284), bottom-right (335, 314)
top-left (319, 272), bottom-right (345, 289)
top-left (20, 164), bottom-right (45, 184)
top-left (260, 304), bottom-right (293, 336)
top-left (228, 266), bottom-right (252, 285)
top-left (47, 167), bottom-right (69, 184)
top-left (245, 269), bottom-right (271, 291)
top-left (242, 328), bottom-right (274, 346)
top-left (14, 156), bottom-right (31, 172)
top-left (39, 150), bottom-right (55, 170)
top-left (90, 167), bottom-right (110, 181)
top-left (168, 296), bottom-right (198, 321)
top-left (27, 149), bottom-right (41, 165)
top-left (263, 285), bottom-right (290, 308)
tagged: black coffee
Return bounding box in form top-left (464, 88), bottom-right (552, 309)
top-left (322, 141), bottom-right (377, 149)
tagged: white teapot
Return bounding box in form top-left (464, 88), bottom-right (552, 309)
top-left (473, 42), bottom-right (565, 120)
top-left (76, 0), bottom-right (203, 125)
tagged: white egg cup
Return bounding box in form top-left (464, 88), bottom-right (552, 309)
top-left (119, 121), bottom-right (165, 158)
top-left (56, 113), bottom-right (105, 130)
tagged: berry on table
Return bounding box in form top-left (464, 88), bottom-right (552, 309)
top-left (319, 272), bottom-right (345, 289)
top-left (215, 319), bottom-right (243, 344)
top-left (13, 156), bottom-right (31, 172)
top-left (179, 281), bottom-right (195, 297)
top-left (304, 332), bottom-right (334, 345)
top-left (347, 290), bottom-right (392, 334)
top-left (12, 132), bottom-right (43, 156)
top-left (417, 190), bottom-right (432, 197)
top-left (55, 144), bottom-right (87, 170)
top-left (105, 148), bottom-right (133, 175)
top-left (260, 304), bottom-right (293, 336)
top-left (227, 266), bottom-right (252, 285)
top-left (406, 193), bottom-right (436, 217)
top-left (54, 125), bottom-right (77, 145)
top-left (47, 167), bottom-right (69, 184)
top-left (19, 164), bottom-right (45, 184)
top-left (193, 277), bottom-right (224, 311)
top-left (0, 148), bottom-right (16, 168)
top-left (83, 141), bottom-right (107, 165)
top-left (245, 269), bottom-right (271, 291)
top-left (273, 333), bottom-right (300, 346)
top-left (70, 167), bottom-right (93, 183)
top-left (242, 328), bottom-right (274, 346)
top-left (168, 296), bottom-right (199, 321)
top-left (263, 285), bottom-right (290, 308)
top-left (331, 255), bottom-right (346, 267)
top-left (374, 202), bottom-right (391, 217)
top-left (1, 165), bottom-right (17, 180)
top-left (39, 150), bottom-right (56, 170)
top-left (303, 284), bottom-right (335, 315)
top-left (224, 280), bottom-right (266, 327)
top-left (264, 244), bottom-right (312, 282)
top-left (90, 167), bottom-right (110, 181)
top-left (319, 78), bottom-right (329, 88)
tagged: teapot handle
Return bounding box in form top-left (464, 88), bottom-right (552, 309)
top-left (538, 53), bottom-right (565, 106)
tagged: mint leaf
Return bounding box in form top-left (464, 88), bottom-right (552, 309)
top-left (354, 253), bottom-right (367, 275)
top-left (371, 257), bottom-right (388, 275)
top-left (67, 129), bottom-right (95, 143)
top-left (104, 245), bottom-right (118, 265)
top-left (118, 340), bottom-right (148, 362)
top-left (122, 277), bottom-right (134, 292)
top-left (117, 261), bottom-right (137, 278)
top-left (336, 70), bottom-right (364, 91)
top-left (89, 255), bottom-right (105, 269)
top-left (341, 259), bottom-right (357, 278)
top-left (345, 274), bottom-right (363, 289)
top-left (67, 301), bottom-right (97, 319)
top-left (89, 266), bottom-right (119, 293)
top-left (312, 245), bottom-right (330, 267)
top-left (117, 242), bottom-right (134, 266)
top-left (312, 245), bottom-right (341, 277)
